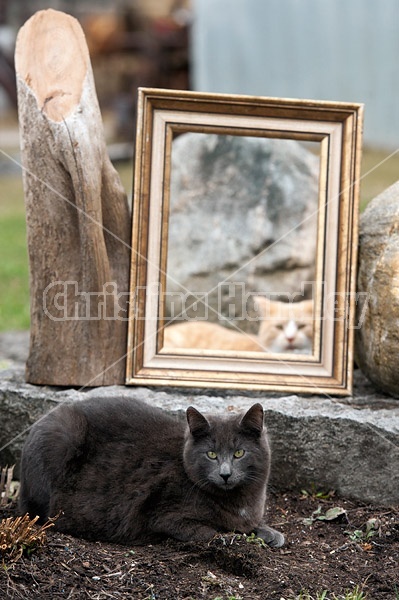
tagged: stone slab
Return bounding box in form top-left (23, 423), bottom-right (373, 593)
top-left (0, 332), bottom-right (398, 506)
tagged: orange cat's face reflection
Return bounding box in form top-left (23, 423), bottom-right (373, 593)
top-left (254, 297), bottom-right (314, 354)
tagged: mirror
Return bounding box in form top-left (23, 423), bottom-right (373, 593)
top-left (126, 88), bottom-right (363, 395)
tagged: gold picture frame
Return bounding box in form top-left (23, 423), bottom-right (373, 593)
top-left (126, 88), bottom-right (363, 395)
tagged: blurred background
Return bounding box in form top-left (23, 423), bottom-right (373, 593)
top-left (0, 0), bottom-right (398, 332)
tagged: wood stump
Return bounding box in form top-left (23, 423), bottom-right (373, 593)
top-left (15, 9), bottom-right (131, 386)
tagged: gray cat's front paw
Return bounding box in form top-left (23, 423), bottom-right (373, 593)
top-left (255, 525), bottom-right (285, 548)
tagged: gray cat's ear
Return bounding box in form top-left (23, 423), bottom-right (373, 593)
top-left (239, 403), bottom-right (264, 436)
top-left (186, 407), bottom-right (210, 437)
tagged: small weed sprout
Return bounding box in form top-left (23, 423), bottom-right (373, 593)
top-left (229, 532), bottom-right (268, 548)
top-left (243, 532), bottom-right (268, 548)
top-left (297, 592), bottom-right (328, 600)
top-left (342, 586), bottom-right (367, 600)
top-left (345, 518), bottom-right (379, 543)
top-left (300, 485), bottom-right (335, 501)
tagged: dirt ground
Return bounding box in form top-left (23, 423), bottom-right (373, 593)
top-left (1, 489), bottom-right (398, 600)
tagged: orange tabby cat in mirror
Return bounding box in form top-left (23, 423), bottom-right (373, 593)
top-left (163, 297), bottom-right (314, 354)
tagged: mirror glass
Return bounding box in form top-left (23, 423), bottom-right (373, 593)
top-left (126, 88), bottom-right (363, 395)
top-left (163, 133), bottom-right (320, 357)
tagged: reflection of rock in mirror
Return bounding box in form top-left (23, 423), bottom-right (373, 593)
top-left (164, 298), bottom-right (313, 354)
top-left (166, 133), bottom-right (319, 325)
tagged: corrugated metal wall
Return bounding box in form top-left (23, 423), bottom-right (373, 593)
top-left (192, 0), bottom-right (399, 149)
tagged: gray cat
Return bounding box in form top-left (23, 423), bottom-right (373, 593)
top-left (19, 398), bottom-right (284, 548)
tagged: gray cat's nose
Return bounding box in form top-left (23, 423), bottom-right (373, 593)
top-left (220, 462), bottom-right (231, 482)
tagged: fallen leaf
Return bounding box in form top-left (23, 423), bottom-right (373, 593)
top-left (361, 542), bottom-right (373, 552)
top-left (322, 506), bottom-right (347, 521)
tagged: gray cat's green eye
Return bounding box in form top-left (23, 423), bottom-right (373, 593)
top-left (234, 449), bottom-right (245, 458)
top-left (207, 451), bottom-right (217, 459)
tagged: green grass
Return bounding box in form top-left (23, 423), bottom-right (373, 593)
top-left (0, 175), bottom-right (29, 331)
top-left (0, 147), bottom-right (398, 332)
top-left (292, 587), bottom-right (367, 600)
top-left (0, 162), bottom-right (133, 332)
top-left (360, 146), bottom-right (399, 210)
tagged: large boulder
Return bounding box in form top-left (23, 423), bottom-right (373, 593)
top-left (356, 180), bottom-right (399, 397)
top-left (166, 133), bottom-right (319, 324)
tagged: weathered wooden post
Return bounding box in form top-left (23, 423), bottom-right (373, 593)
top-left (15, 9), bottom-right (131, 386)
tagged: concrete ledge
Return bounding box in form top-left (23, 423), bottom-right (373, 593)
top-left (0, 333), bottom-right (398, 506)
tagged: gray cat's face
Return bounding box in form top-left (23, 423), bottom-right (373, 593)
top-left (183, 404), bottom-right (270, 492)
